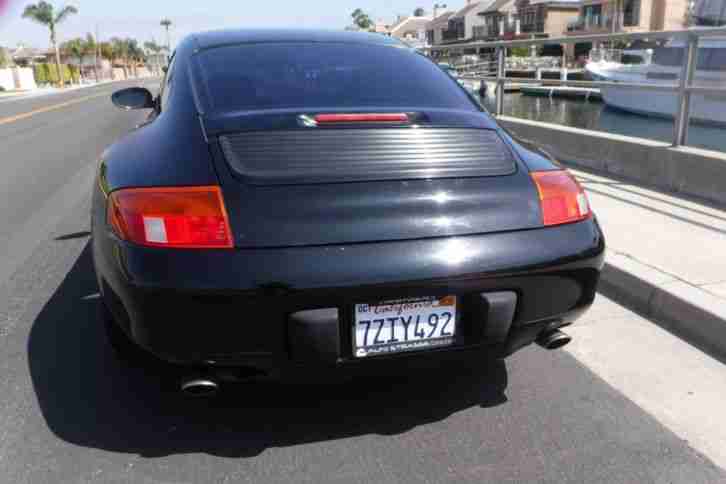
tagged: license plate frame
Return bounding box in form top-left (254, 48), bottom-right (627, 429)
top-left (352, 296), bottom-right (458, 358)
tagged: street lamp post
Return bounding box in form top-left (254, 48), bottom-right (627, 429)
top-left (160, 18), bottom-right (172, 61)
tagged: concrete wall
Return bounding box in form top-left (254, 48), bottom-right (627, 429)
top-left (13, 67), bottom-right (37, 90)
top-left (651, 0), bottom-right (666, 30)
top-left (546, 8), bottom-right (580, 37)
top-left (111, 68), bottom-right (126, 80)
top-left (135, 67), bottom-right (152, 78)
top-left (622, 0), bottom-right (687, 32)
top-left (0, 68), bottom-right (14, 91)
top-left (0, 67), bottom-right (36, 90)
top-left (660, 0), bottom-right (688, 30)
top-left (498, 116), bottom-right (726, 206)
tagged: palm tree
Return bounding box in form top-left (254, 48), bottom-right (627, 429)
top-left (61, 38), bottom-right (88, 83)
top-left (127, 39), bottom-right (144, 78)
top-left (22, 2), bottom-right (78, 88)
top-left (99, 41), bottom-right (114, 79)
top-left (351, 8), bottom-right (373, 30)
top-left (144, 40), bottom-right (163, 75)
top-left (160, 18), bottom-right (172, 53)
top-left (0, 47), bottom-right (9, 69)
top-left (110, 37), bottom-right (129, 79)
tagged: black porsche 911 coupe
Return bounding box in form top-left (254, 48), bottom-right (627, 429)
top-left (93, 29), bottom-right (605, 396)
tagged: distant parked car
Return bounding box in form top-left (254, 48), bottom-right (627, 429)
top-left (95, 29), bottom-right (605, 396)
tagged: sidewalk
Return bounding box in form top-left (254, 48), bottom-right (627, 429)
top-left (0, 77), bottom-right (159, 102)
top-left (571, 167), bottom-right (726, 359)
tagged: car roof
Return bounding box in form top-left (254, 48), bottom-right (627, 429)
top-left (191, 29), bottom-right (406, 51)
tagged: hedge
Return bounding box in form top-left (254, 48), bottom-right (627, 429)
top-left (510, 47), bottom-right (531, 57)
top-left (33, 63), bottom-right (80, 86)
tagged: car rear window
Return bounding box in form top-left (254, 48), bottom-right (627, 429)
top-left (193, 42), bottom-right (477, 114)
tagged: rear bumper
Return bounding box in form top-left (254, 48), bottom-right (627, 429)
top-left (93, 218), bottom-right (605, 374)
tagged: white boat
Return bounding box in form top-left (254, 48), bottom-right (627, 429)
top-left (587, 36), bottom-right (726, 126)
top-left (586, 47), bottom-right (653, 76)
top-left (586, 0), bottom-right (726, 126)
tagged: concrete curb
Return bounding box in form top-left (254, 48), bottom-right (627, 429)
top-left (599, 251), bottom-right (726, 362)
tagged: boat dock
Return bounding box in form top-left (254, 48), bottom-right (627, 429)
top-left (520, 85), bottom-right (603, 101)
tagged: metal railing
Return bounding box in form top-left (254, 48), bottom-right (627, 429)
top-left (429, 27), bottom-right (726, 147)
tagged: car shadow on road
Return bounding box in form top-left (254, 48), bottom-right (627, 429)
top-left (28, 244), bottom-right (509, 458)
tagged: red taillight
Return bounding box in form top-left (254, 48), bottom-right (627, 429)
top-left (106, 186), bottom-right (233, 249)
top-left (313, 113), bottom-right (409, 124)
top-left (531, 170), bottom-right (591, 227)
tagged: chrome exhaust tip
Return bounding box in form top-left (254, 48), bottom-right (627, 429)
top-left (180, 378), bottom-right (219, 397)
top-left (536, 329), bottom-right (572, 350)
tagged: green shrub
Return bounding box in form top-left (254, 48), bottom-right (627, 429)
top-left (47, 63), bottom-right (59, 84)
top-left (66, 64), bottom-right (77, 84)
top-left (44, 64), bottom-right (53, 84)
top-left (33, 64), bottom-right (47, 85)
top-left (33, 63), bottom-right (78, 85)
top-left (510, 46), bottom-right (530, 57)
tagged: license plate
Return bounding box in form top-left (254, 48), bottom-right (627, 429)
top-left (353, 296), bottom-right (457, 358)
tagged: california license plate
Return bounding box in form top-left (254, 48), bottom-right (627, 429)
top-left (353, 296), bottom-right (457, 358)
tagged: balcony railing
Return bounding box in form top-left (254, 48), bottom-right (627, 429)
top-left (520, 22), bottom-right (545, 34)
top-left (568, 15), bottom-right (614, 32)
top-left (442, 29), bottom-right (461, 41)
top-left (475, 21), bottom-right (520, 40)
top-left (567, 19), bottom-right (584, 32)
top-left (428, 27), bottom-right (726, 147)
top-left (473, 25), bottom-right (488, 40)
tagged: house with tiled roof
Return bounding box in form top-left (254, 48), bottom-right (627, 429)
top-left (474, 0), bottom-right (520, 40)
top-left (389, 15), bottom-right (435, 45)
top-left (9, 44), bottom-right (54, 66)
top-left (426, 11), bottom-right (456, 45)
top-left (441, 1), bottom-right (498, 42)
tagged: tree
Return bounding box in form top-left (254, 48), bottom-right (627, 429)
top-left (0, 47), bottom-right (9, 68)
top-left (84, 33), bottom-right (99, 82)
top-left (127, 39), bottom-right (145, 77)
top-left (97, 41), bottom-right (114, 79)
top-left (22, 2), bottom-right (78, 87)
top-left (351, 8), bottom-right (373, 30)
top-left (99, 41), bottom-right (113, 62)
top-left (110, 37), bottom-right (129, 79)
top-left (144, 40), bottom-right (163, 75)
top-left (160, 18), bottom-right (172, 52)
top-left (414, 7), bottom-right (426, 17)
top-left (510, 46), bottom-right (530, 57)
top-left (61, 38), bottom-right (85, 83)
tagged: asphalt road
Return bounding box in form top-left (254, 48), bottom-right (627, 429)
top-left (0, 83), bottom-right (725, 483)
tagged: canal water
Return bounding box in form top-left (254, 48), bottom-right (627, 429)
top-left (479, 91), bottom-right (726, 154)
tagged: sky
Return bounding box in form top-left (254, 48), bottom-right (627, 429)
top-left (0, 0), bottom-right (448, 49)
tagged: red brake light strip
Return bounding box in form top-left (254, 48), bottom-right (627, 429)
top-left (313, 113), bottom-right (409, 124)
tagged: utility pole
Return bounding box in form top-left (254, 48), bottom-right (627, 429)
top-left (161, 18), bottom-right (172, 62)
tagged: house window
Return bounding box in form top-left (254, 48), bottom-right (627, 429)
top-left (584, 5), bottom-right (603, 28)
top-left (623, 0), bottom-right (641, 26)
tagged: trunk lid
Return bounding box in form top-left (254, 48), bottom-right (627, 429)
top-left (210, 113), bottom-right (542, 248)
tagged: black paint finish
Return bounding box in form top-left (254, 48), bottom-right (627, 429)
top-left (93, 29), bottom-right (605, 375)
top-left (219, 128), bottom-right (516, 184)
